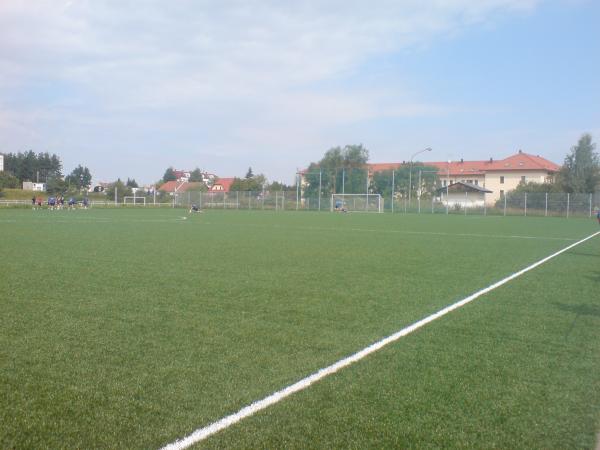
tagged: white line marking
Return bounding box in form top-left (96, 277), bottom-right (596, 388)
top-left (161, 230), bottom-right (600, 449)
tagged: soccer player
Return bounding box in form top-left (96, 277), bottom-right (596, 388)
top-left (31, 196), bottom-right (36, 209)
top-left (189, 204), bottom-right (200, 213)
top-left (597, 209), bottom-right (600, 225)
top-left (68, 197), bottom-right (76, 209)
top-left (83, 197), bottom-right (89, 209)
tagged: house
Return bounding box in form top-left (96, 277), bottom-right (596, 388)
top-left (22, 181), bottom-right (46, 191)
top-left (368, 150), bottom-right (560, 204)
top-left (173, 170), bottom-right (191, 182)
top-left (209, 178), bottom-right (235, 193)
top-left (435, 182), bottom-right (492, 209)
top-left (158, 181), bottom-right (205, 194)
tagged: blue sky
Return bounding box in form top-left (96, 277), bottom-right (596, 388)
top-left (0, 0), bottom-right (598, 185)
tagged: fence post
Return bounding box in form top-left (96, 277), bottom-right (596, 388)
top-left (567, 193), bottom-right (570, 218)
top-left (431, 196), bottom-right (434, 214)
top-left (318, 170), bottom-right (322, 212)
top-left (464, 191), bottom-right (467, 215)
top-left (296, 173), bottom-right (299, 211)
top-left (545, 192), bottom-right (548, 217)
top-left (391, 170), bottom-right (395, 214)
top-left (524, 193), bottom-right (527, 216)
top-left (503, 194), bottom-right (506, 216)
top-left (589, 193), bottom-right (592, 218)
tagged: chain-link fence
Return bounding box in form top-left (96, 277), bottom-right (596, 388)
top-left (164, 190), bottom-right (600, 218)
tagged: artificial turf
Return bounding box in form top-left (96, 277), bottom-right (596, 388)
top-left (0, 208), bottom-right (598, 448)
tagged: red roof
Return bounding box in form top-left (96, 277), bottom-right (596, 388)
top-left (368, 151), bottom-right (559, 177)
top-left (209, 177), bottom-right (235, 192)
top-left (484, 152), bottom-right (560, 172)
top-left (158, 181), bottom-right (204, 193)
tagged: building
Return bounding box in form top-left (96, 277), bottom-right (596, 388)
top-left (435, 182), bottom-right (492, 209)
top-left (208, 178), bottom-right (235, 193)
top-left (22, 181), bottom-right (46, 191)
top-left (158, 181), bottom-right (205, 193)
top-left (369, 150), bottom-right (560, 204)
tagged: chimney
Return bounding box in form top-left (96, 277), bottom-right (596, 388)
top-left (518, 149), bottom-right (522, 154)
top-left (460, 158), bottom-right (463, 163)
top-left (489, 157), bottom-right (493, 163)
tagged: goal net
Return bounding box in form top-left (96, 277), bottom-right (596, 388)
top-left (331, 194), bottom-right (382, 213)
top-left (123, 196), bottom-right (146, 206)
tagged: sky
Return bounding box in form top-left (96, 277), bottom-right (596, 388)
top-left (0, 0), bottom-right (599, 185)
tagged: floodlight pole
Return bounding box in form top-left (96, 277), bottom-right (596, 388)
top-left (408, 147), bottom-right (431, 212)
top-left (342, 168), bottom-right (345, 195)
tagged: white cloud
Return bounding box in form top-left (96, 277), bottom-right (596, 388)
top-left (0, 0), bottom-right (542, 181)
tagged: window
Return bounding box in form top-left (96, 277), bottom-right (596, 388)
top-left (521, 176), bottom-right (526, 183)
top-left (500, 176), bottom-right (504, 184)
top-left (467, 179), bottom-right (473, 184)
top-left (474, 180), bottom-right (479, 185)
top-left (442, 180), bottom-right (447, 187)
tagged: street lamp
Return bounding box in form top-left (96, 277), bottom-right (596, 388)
top-left (408, 147), bottom-right (432, 209)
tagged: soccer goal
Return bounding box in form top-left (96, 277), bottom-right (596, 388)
top-left (331, 194), bottom-right (382, 213)
top-left (123, 196), bottom-right (146, 206)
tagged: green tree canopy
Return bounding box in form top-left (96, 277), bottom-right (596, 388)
top-left (303, 144), bottom-right (370, 196)
top-left (162, 167), bottom-right (176, 183)
top-left (105, 179), bottom-right (132, 201)
top-left (126, 178), bottom-right (138, 188)
top-left (65, 165), bottom-right (92, 191)
top-left (3, 151), bottom-right (62, 182)
top-left (0, 171), bottom-right (20, 189)
top-left (189, 168), bottom-right (204, 182)
top-left (557, 134), bottom-right (599, 193)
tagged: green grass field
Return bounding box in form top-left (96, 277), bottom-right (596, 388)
top-left (1, 208), bottom-right (599, 449)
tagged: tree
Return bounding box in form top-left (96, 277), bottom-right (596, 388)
top-left (303, 144), bottom-right (370, 196)
top-left (126, 178), bottom-right (138, 188)
top-left (245, 167), bottom-right (254, 179)
top-left (556, 134), bottom-right (599, 193)
top-left (105, 179), bottom-right (132, 202)
top-left (65, 165), bottom-right (92, 191)
top-left (268, 181), bottom-right (294, 191)
top-left (3, 151), bottom-right (62, 182)
top-left (0, 171), bottom-right (20, 189)
top-left (230, 171), bottom-right (267, 191)
top-left (46, 174), bottom-right (67, 194)
top-left (162, 167), bottom-right (176, 183)
top-left (189, 168), bottom-right (204, 182)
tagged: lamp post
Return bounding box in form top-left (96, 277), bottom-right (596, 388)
top-left (408, 147), bottom-right (432, 211)
top-left (446, 161), bottom-right (450, 215)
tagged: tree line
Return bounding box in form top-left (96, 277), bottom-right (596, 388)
top-left (0, 151), bottom-right (94, 194)
top-left (302, 144), bottom-right (438, 198)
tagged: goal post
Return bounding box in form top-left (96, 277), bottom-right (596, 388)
top-left (331, 194), bottom-right (382, 213)
top-left (123, 196), bottom-right (146, 206)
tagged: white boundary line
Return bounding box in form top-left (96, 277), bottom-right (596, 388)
top-left (161, 230), bottom-right (600, 450)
